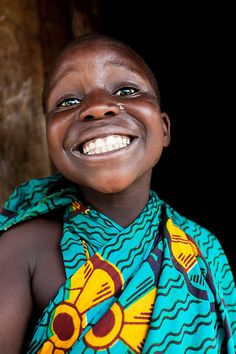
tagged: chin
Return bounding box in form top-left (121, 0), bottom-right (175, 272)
top-left (85, 174), bottom-right (137, 194)
top-left (94, 185), bottom-right (128, 194)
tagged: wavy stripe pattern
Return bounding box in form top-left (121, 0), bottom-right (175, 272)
top-left (0, 173), bottom-right (235, 353)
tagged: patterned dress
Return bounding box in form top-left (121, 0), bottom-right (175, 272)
top-left (0, 173), bottom-right (235, 353)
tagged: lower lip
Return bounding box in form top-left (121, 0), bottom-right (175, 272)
top-left (69, 138), bottom-right (139, 160)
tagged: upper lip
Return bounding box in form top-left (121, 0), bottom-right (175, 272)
top-left (67, 121), bottom-right (141, 151)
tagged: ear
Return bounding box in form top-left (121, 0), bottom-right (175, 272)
top-left (161, 112), bottom-right (171, 147)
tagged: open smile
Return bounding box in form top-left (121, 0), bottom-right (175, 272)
top-left (70, 134), bottom-right (138, 158)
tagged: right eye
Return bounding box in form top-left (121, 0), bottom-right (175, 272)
top-left (57, 97), bottom-right (81, 107)
top-left (114, 87), bottom-right (137, 97)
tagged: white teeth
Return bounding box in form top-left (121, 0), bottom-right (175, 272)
top-left (106, 136), bottom-right (116, 145)
top-left (95, 139), bottom-right (103, 148)
top-left (82, 135), bottom-right (131, 155)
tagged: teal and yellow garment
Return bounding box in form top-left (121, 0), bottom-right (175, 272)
top-left (0, 173), bottom-right (235, 353)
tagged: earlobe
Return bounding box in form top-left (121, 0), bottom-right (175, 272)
top-left (161, 112), bottom-right (171, 147)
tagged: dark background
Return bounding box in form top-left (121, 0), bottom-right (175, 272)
top-left (99, 2), bottom-right (235, 273)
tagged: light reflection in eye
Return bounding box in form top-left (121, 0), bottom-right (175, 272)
top-left (57, 98), bottom-right (81, 107)
top-left (115, 87), bottom-right (137, 96)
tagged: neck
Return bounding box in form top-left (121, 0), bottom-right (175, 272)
top-left (79, 172), bottom-right (152, 228)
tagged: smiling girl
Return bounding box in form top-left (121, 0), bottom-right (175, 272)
top-left (0, 34), bottom-right (235, 353)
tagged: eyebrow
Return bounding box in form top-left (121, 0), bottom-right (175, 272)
top-left (104, 60), bottom-right (142, 76)
top-left (48, 67), bottom-right (76, 93)
top-left (48, 59), bottom-right (143, 94)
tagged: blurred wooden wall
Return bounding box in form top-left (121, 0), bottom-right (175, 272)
top-left (0, 0), bottom-right (101, 207)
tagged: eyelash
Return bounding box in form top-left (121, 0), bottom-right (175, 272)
top-left (114, 86), bottom-right (137, 96)
top-left (57, 97), bottom-right (81, 108)
top-left (56, 86), bottom-right (138, 108)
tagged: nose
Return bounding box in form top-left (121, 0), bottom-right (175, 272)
top-left (79, 91), bottom-right (120, 121)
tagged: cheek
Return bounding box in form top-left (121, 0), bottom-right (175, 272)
top-left (46, 119), bottom-right (67, 152)
top-left (46, 124), bottom-right (70, 174)
top-left (126, 100), bottom-right (163, 140)
top-left (127, 97), bottom-right (161, 119)
top-left (144, 124), bottom-right (167, 167)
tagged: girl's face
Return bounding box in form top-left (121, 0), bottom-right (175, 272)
top-left (45, 39), bottom-right (170, 193)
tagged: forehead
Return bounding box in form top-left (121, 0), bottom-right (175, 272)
top-left (59, 39), bottom-right (145, 70)
top-left (48, 38), bottom-right (156, 90)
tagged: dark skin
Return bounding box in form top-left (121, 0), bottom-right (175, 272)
top-left (0, 35), bottom-right (170, 352)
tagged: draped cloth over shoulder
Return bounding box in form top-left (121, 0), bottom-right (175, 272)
top-left (0, 174), bottom-right (235, 353)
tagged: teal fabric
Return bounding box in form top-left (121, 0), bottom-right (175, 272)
top-left (0, 173), bottom-right (235, 353)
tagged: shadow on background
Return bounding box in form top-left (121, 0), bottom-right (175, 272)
top-left (100, 1), bottom-right (235, 274)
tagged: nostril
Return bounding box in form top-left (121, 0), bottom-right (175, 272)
top-left (104, 111), bottom-right (115, 116)
top-left (83, 111), bottom-right (115, 121)
top-left (84, 115), bottom-right (94, 121)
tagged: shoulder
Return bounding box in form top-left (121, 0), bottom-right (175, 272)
top-left (163, 201), bottom-right (236, 343)
top-left (165, 203), bottom-right (235, 291)
top-left (0, 215), bottom-right (63, 352)
top-left (164, 202), bottom-right (221, 257)
top-left (172, 208), bottom-right (224, 262)
top-left (0, 172), bottom-right (76, 234)
top-left (0, 214), bottom-right (63, 274)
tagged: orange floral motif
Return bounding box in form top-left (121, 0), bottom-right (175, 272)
top-left (37, 254), bottom-right (124, 353)
top-left (167, 219), bottom-right (199, 273)
top-left (84, 287), bottom-right (157, 353)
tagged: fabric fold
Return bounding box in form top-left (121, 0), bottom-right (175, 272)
top-left (0, 173), bottom-right (235, 353)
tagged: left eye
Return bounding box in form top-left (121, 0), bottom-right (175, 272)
top-left (114, 87), bottom-right (137, 96)
top-left (57, 98), bottom-right (81, 107)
